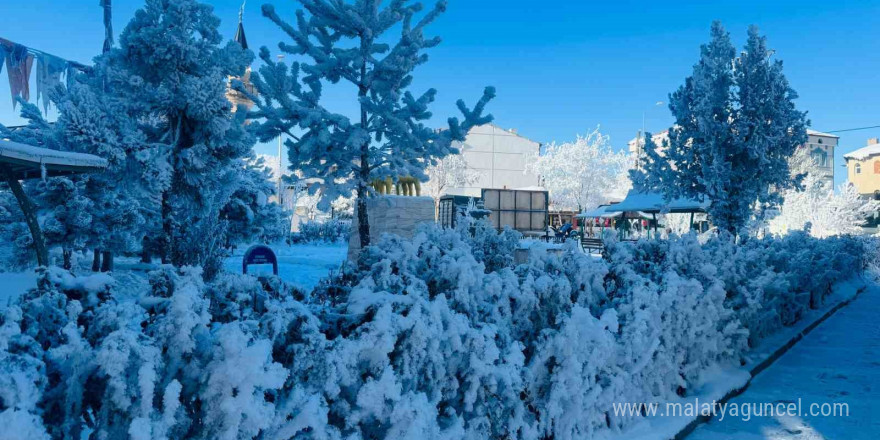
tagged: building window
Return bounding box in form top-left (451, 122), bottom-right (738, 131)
top-left (818, 138), bottom-right (823, 144)
top-left (875, 161), bottom-right (880, 174)
top-left (811, 148), bottom-right (828, 167)
top-left (855, 163), bottom-right (862, 174)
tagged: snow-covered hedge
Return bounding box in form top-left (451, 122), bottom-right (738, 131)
top-left (296, 219), bottom-right (351, 243)
top-left (0, 223), bottom-right (869, 439)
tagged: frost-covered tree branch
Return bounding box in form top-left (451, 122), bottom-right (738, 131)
top-left (769, 149), bottom-right (880, 237)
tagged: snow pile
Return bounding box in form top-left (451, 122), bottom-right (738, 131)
top-left (0, 223), bottom-right (870, 439)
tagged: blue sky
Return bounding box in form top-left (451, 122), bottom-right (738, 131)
top-left (2, 0), bottom-right (880, 188)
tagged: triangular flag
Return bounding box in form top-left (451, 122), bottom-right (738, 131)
top-left (6, 44), bottom-right (34, 108)
top-left (36, 53), bottom-right (68, 114)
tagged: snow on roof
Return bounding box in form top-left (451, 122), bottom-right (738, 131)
top-left (843, 143), bottom-right (880, 161)
top-left (513, 185), bottom-right (547, 191)
top-left (0, 139), bottom-right (107, 179)
top-left (806, 129), bottom-right (839, 139)
top-left (577, 205), bottom-right (620, 218)
top-left (605, 190), bottom-right (710, 214)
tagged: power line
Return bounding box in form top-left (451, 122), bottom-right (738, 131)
top-left (821, 125), bottom-right (880, 134)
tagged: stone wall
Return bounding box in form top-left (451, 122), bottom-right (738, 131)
top-left (347, 195), bottom-right (436, 261)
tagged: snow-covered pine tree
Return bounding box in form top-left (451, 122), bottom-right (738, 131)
top-left (105, 0), bottom-right (257, 275)
top-left (222, 157), bottom-right (289, 247)
top-left (247, 0), bottom-right (494, 250)
top-left (632, 23), bottom-right (807, 234)
top-left (525, 127), bottom-right (632, 212)
top-left (33, 178), bottom-right (93, 269)
top-left (54, 62), bottom-right (156, 272)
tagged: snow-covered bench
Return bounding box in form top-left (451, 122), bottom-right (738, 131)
top-left (581, 237), bottom-right (604, 254)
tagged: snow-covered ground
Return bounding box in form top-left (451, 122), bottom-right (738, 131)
top-left (222, 242), bottom-right (348, 292)
top-left (0, 270), bottom-right (37, 310)
top-left (1, 243), bottom-right (347, 312)
top-left (688, 284), bottom-right (880, 439)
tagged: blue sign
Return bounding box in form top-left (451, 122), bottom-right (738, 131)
top-left (242, 245), bottom-right (278, 276)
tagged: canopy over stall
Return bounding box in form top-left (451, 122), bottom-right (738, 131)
top-left (576, 203), bottom-right (655, 240)
top-left (0, 139), bottom-right (108, 266)
top-left (605, 190), bottom-right (709, 214)
top-left (605, 190), bottom-right (710, 234)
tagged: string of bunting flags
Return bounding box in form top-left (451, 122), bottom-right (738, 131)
top-left (0, 37), bottom-right (90, 114)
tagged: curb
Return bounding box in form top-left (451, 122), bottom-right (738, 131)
top-left (673, 282), bottom-right (870, 440)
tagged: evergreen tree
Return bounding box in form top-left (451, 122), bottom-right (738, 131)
top-left (222, 157), bottom-right (289, 247)
top-left (247, 0), bottom-right (494, 250)
top-left (109, 0), bottom-right (256, 275)
top-left (56, 62), bottom-right (154, 271)
top-left (33, 178), bottom-right (93, 269)
top-left (632, 23), bottom-right (807, 233)
top-left (2, 0), bottom-right (280, 277)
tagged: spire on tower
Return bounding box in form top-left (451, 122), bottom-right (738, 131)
top-left (234, 0), bottom-right (248, 50)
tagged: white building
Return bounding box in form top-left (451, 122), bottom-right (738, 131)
top-left (803, 129), bottom-right (837, 188)
top-left (627, 130), bottom-right (669, 170)
top-left (446, 123), bottom-right (542, 197)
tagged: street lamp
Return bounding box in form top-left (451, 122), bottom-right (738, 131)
top-left (637, 101), bottom-right (665, 169)
top-left (642, 101), bottom-right (665, 141)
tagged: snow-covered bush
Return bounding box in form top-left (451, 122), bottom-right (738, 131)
top-left (1, 223), bottom-right (867, 439)
top-left (297, 219), bottom-right (351, 243)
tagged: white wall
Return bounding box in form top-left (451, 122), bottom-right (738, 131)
top-left (347, 196), bottom-right (435, 260)
top-left (447, 124), bottom-right (541, 197)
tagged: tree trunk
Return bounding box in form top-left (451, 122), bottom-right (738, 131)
top-left (92, 249), bottom-right (102, 272)
top-left (161, 190), bottom-right (172, 264)
top-left (1, 165), bottom-right (49, 267)
top-left (100, 250), bottom-right (114, 272)
top-left (357, 46), bottom-right (371, 250)
top-left (356, 182), bottom-right (370, 249)
top-left (140, 243), bottom-right (151, 264)
top-left (63, 248), bottom-right (73, 270)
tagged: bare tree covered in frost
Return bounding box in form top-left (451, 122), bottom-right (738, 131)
top-left (632, 23), bottom-right (808, 234)
top-left (247, 0), bottom-right (494, 249)
top-left (769, 149), bottom-right (880, 237)
top-left (422, 154), bottom-right (479, 216)
top-left (525, 127), bottom-right (631, 212)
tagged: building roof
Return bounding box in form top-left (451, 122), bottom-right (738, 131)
top-left (234, 4), bottom-right (248, 50)
top-left (234, 22), bottom-right (248, 49)
top-left (806, 129), bottom-right (839, 139)
top-left (605, 190), bottom-right (709, 214)
top-left (0, 139), bottom-right (107, 180)
top-left (843, 143), bottom-right (880, 161)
